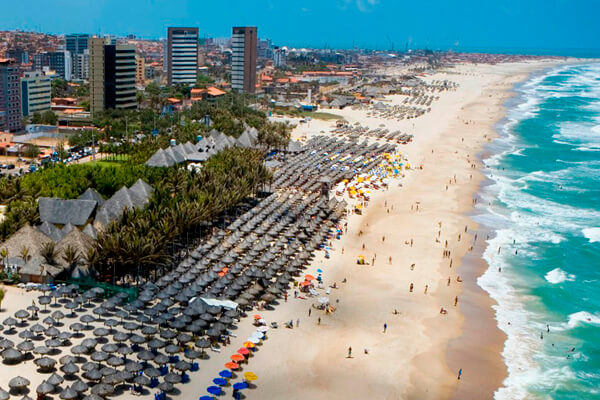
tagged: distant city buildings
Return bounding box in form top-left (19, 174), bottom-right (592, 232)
top-left (0, 58), bottom-right (22, 132)
top-left (74, 50), bottom-right (89, 80)
top-left (20, 71), bottom-right (51, 116)
top-left (5, 49), bottom-right (29, 65)
top-left (273, 46), bottom-right (287, 68)
top-left (167, 27), bottom-right (199, 86)
top-left (89, 37), bottom-right (137, 116)
top-left (66, 34), bottom-right (90, 80)
top-left (136, 56), bottom-right (145, 84)
top-left (33, 51), bottom-right (72, 80)
top-left (231, 27), bottom-right (257, 93)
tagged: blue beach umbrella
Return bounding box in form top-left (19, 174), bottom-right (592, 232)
top-left (316, 269), bottom-right (323, 273)
top-left (218, 370), bottom-right (233, 378)
top-left (199, 396), bottom-right (213, 400)
top-left (233, 382), bottom-right (248, 390)
top-left (213, 377), bottom-right (227, 386)
top-left (206, 386), bottom-right (221, 395)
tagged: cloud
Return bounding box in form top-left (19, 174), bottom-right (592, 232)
top-left (337, 0), bottom-right (380, 12)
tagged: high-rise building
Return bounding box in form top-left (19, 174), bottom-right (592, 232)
top-left (89, 37), bottom-right (137, 116)
top-left (74, 50), bottom-right (89, 81)
top-left (273, 46), bottom-right (287, 68)
top-left (66, 34), bottom-right (90, 80)
top-left (5, 49), bottom-right (29, 65)
top-left (231, 27), bottom-right (257, 93)
top-left (66, 34), bottom-right (89, 56)
top-left (0, 59), bottom-right (22, 132)
top-left (135, 56), bottom-right (145, 84)
top-left (20, 71), bottom-right (51, 116)
top-left (167, 27), bottom-right (199, 86)
top-left (33, 51), bottom-right (72, 80)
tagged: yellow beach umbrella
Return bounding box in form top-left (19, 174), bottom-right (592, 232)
top-left (244, 372), bottom-right (258, 381)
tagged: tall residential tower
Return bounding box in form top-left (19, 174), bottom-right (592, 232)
top-left (0, 59), bottom-right (22, 132)
top-left (167, 27), bottom-right (199, 86)
top-left (231, 27), bottom-right (257, 93)
top-left (89, 37), bottom-right (137, 116)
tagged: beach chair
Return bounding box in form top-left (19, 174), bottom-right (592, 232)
top-left (210, 346), bottom-right (221, 353)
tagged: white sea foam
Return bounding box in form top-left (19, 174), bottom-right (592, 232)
top-left (565, 311), bottom-right (600, 329)
top-left (479, 63), bottom-right (600, 400)
top-left (582, 227), bottom-right (600, 243)
top-left (544, 268), bottom-right (576, 284)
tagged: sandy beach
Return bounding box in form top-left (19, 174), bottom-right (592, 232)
top-left (0, 60), bottom-right (565, 400)
top-left (243, 61), bottom-right (560, 399)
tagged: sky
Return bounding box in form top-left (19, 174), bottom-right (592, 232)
top-left (2, 0), bottom-right (599, 55)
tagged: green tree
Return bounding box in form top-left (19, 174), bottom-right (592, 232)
top-left (24, 144), bottom-right (40, 159)
top-left (195, 73), bottom-right (214, 89)
top-left (40, 110), bottom-right (58, 125)
top-left (62, 245), bottom-right (80, 270)
top-left (40, 242), bottom-right (59, 265)
top-left (0, 287), bottom-right (5, 311)
top-left (31, 112), bottom-right (42, 124)
top-left (51, 78), bottom-right (68, 98)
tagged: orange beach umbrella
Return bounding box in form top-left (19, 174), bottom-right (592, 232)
top-left (230, 354), bottom-right (244, 362)
top-left (224, 362), bottom-right (239, 370)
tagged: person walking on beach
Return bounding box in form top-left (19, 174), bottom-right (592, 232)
top-left (454, 296), bottom-right (459, 306)
top-left (296, 318), bottom-right (300, 328)
top-left (389, 256), bottom-right (392, 265)
top-left (458, 368), bottom-right (462, 380)
top-left (383, 323), bottom-right (387, 333)
top-left (424, 285), bottom-right (428, 294)
top-left (410, 283), bottom-right (414, 292)
top-left (308, 308), bottom-right (312, 317)
top-left (348, 347), bottom-right (352, 358)
top-left (318, 317), bottom-right (321, 325)
top-left (382, 235), bottom-right (385, 243)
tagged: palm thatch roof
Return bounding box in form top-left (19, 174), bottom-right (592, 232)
top-left (0, 225), bottom-right (52, 259)
top-left (38, 198), bottom-right (97, 226)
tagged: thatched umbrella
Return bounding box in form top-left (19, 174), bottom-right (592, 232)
top-left (133, 375), bottom-right (150, 386)
top-left (163, 373), bottom-right (181, 384)
top-left (16, 341), bottom-right (34, 352)
top-left (164, 344), bottom-right (179, 355)
top-left (116, 346), bottom-right (132, 357)
top-left (1, 318), bottom-right (16, 328)
top-left (8, 377), bottom-right (29, 391)
top-left (158, 382), bottom-right (173, 393)
top-left (69, 323), bottom-right (84, 334)
top-left (0, 388), bottom-right (9, 400)
top-left (129, 334), bottom-right (145, 345)
top-left (173, 360), bottom-right (190, 372)
top-left (106, 357), bottom-right (123, 367)
top-left (82, 395), bottom-right (103, 400)
top-left (100, 344), bottom-right (118, 354)
top-left (81, 338), bottom-right (98, 349)
top-left (0, 339), bottom-right (15, 349)
top-left (136, 350), bottom-right (154, 362)
top-left (81, 362), bottom-right (97, 372)
top-left (71, 380), bottom-right (88, 393)
top-left (47, 373), bottom-right (64, 386)
top-left (1, 349), bottom-right (22, 363)
top-left (33, 346), bottom-right (50, 355)
top-left (14, 310), bottom-right (30, 322)
top-left (82, 370), bottom-right (102, 382)
top-left (124, 362), bottom-right (143, 373)
top-left (90, 384), bottom-right (113, 397)
top-left (147, 339), bottom-right (165, 350)
top-left (71, 345), bottom-right (88, 355)
top-left (59, 355), bottom-right (77, 365)
top-left (143, 368), bottom-right (160, 378)
top-left (59, 387), bottom-right (78, 400)
top-left (91, 352), bottom-right (108, 363)
top-left (36, 381), bottom-right (54, 395)
top-left (18, 331), bottom-right (34, 340)
top-left (34, 357), bottom-right (56, 370)
top-left (61, 362), bottom-right (80, 375)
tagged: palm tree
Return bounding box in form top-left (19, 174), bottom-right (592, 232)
top-left (0, 248), bottom-right (8, 271)
top-left (20, 246), bottom-right (31, 263)
top-left (62, 245), bottom-right (80, 272)
top-left (40, 242), bottom-right (59, 265)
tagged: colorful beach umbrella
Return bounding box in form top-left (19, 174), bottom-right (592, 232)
top-left (232, 382), bottom-right (248, 390)
top-left (206, 386), bottom-right (221, 395)
top-left (230, 354), bottom-right (244, 362)
top-left (236, 348), bottom-right (249, 356)
top-left (224, 362), bottom-right (239, 370)
top-left (218, 370), bottom-right (233, 378)
top-left (212, 378), bottom-right (227, 386)
top-left (244, 372), bottom-right (258, 381)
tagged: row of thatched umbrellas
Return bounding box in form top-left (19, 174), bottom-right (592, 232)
top-left (1, 190), bottom-right (346, 399)
top-left (271, 136), bottom-right (396, 192)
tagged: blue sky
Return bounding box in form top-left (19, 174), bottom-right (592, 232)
top-left (1, 0), bottom-right (598, 54)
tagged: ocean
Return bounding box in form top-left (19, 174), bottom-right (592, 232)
top-left (476, 63), bottom-right (600, 399)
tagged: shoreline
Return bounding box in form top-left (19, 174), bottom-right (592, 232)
top-left (445, 64), bottom-right (564, 400)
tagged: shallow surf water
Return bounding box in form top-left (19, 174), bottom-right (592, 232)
top-left (475, 63), bottom-right (600, 399)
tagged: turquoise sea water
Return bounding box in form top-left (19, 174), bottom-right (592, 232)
top-left (476, 63), bottom-right (600, 399)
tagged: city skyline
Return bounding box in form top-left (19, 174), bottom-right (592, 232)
top-left (1, 0), bottom-right (599, 56)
